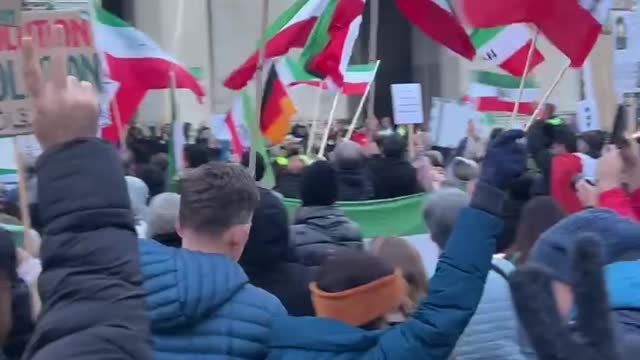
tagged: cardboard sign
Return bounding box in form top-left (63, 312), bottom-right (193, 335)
top-left (0, 0), bottom-right (21, 27)
top-left (0, 10), bottom-right (103, 137)
top-left (391, 83), bottom-right (424, 125)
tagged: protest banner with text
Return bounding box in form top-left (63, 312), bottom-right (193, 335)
top-left (0, 10), bottom-right (103, 137)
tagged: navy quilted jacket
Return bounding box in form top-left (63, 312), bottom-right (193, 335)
top-left (138, 239), bottom-right (287, 359)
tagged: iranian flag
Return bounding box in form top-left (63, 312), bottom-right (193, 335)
top-left (300, 0), bottom-right (367, 88)
top-left (224, 90), bottom-right (253, 157)
top-left (466, 71), bottom-right (539, 115)
top-left (278, 57), bottom-right (379, 95)
top-left (470, 24), bottom-right (544, 76)
top-left (93, 6), bottom-right (205, 143)
top-left (224, 0), bottom-right (332, 90)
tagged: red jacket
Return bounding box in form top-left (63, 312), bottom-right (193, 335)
top-left (599, 188), bottom-right (640, 221)
top-left (550, 153), bottom-right (583, 214)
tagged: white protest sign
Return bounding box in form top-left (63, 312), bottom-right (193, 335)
top-left (99, 76), bottom-right (119, 127)
top-left (576, 99), bottom-right (601, 132)
top-left (0, 10), bottom-right (104, 137)
top-left (0, 0), bottom-right (21, 27)
top-left (391, 83), bottom-right (424, 125)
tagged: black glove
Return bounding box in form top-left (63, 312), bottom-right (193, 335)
top-left (509, 234), bottom-right (620, 360)
top-left (479, 129), bottom-right (527, 190)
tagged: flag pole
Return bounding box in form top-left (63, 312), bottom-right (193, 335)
top-left (510, 30), bottom-right (539, 128)
top-left (365, 0), bottom-right (379, 122)
top-left (319, 93), bottom-right (341, 157)
top-left (525, 59), bottom-right (571, 130)
top-left (251, 0), bottom-right (270, 177)
top-left (306, 85), bottom-right (324, 155)
top-left (206, 0), bottom-right (216, 116)
top-left (347, 60), bottom-right (380, 139)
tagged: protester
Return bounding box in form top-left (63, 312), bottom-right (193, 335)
top-left (512, 234), bottom-right (628, 359)
top-left (527, 208), bottom-right (640, 359)
top-left (138, 161), bottom-right (286, 359)
top-left (275, 156), bottom-right (305, 198)
top-left (453, 120), bottom-right (487, 162)
top-left (331, 140), bottom-right (374, 201)
top-left (370, 236), bottom-right (429, 322)
top-left (146, 192), bottom-right (181, 248)
top-left (423, 188), bottom-right (525, 359)
top-left (125, 176), bottom-right (149, 238)
top-left (135, 164), bottom-right (165, 199)
top-left (0, 230), bottom-right (16, 360)
top-left (291, 161), bottom-right (363, 266)
top-left (239, 151), bottom-right (315, 316)
top-left (19, 27), bottom-right (151, 359)
top-left (266, 130), bottom-right (528, 359)
top-left (183, 143), bottom-right (211, 169)
top-left (506, 196), bottom-right (566, 266)
top-left (369, 134), bottom-right (421, 199)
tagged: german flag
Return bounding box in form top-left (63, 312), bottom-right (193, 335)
top-left (261, 64), bottom-right (296, 144)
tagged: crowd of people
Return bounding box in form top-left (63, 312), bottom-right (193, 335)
top-left (2, 26), bottom-right (640, 360)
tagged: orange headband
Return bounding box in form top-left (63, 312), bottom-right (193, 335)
top-left (310, 270), bottom-right (407, 327)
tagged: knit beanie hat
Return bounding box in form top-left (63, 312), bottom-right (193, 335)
top-left (147, 193), bottom-right (181, 237)
top-left (529, 209), bottom-right (640, 284)
top-left (311, 250), bottom-right (407, 327)
top-left (301, 161), bottom-right (338, 207)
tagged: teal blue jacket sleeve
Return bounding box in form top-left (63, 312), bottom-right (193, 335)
top-left (364, 206), bottom-right (502, 360)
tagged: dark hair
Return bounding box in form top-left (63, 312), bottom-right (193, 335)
top-left (184, 144), bottom-right (211, 169)
top-left (241, 151), bottom-right (266, 182)
top-left (552, 124), bottom-right (578, 153)
top-left (301, 161), bottom-right (337, 207)
top-left (0, 229), bottom-right (17, 283)
top-left (507, 196), bottom-right (566, 266)
top-left (179, 162), bottom-right (259, 236)
top-left (316, 249), bottom-right (394, 294)
top-left (579, 130), bottom-right (606, 158)
top-left (150, 153), bottom-right (169, 174)
top-left (382, 134), bottom-right (407, 159)
top-left (489, 128), bottom-right (504, 143)
top-left (136, 165), bottom-right (166, 199)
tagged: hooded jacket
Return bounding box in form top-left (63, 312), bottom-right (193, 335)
top-left (369, 157), bottom-right (421, 199)
top-left (139, 239), bottom-right (287, 359)
top-left (290, 206), bottom-right (363, 266)
top-left (530, 209), bottom-right (640, 359)
top-left (22, 139), bottom-right (150, 360)
top-left (240, 187), bottom-right (316, 316)
top-left (267, 206), bottom-right (503, 359)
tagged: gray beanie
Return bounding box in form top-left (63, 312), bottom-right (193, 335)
top-left (529, 208), bottom-right (640, 284)
top-left (147, 193), bottom-right (181, 238)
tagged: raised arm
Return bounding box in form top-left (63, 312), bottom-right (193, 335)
top-left (21, 26), bottom-right (150, 360)
top-left (368, 130), bottom-right (527, 359)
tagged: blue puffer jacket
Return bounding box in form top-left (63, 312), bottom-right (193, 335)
top-left (267, 206), bottom-right (502, 360)
top-left (452, 257), bottom-right (526, 359)
top-left (138, 239), bottom-right (287, 359)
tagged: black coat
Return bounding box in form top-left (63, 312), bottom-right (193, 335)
top-left (22, 139), bottom-right (151, 360)
top-left (335, 167), bottom-right (374, 201)
top-left (275, 173), bottom-right (303, 199)
top-left (369, 157), bottom-right (420, 199)
top-left (240, 188), bottom-right (316, 317)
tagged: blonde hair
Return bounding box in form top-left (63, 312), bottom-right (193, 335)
top-left (370, 237), bottom-right (429, 312)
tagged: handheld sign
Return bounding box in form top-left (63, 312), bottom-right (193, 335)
top-left (391, 83), bottom-right (424, 125)
top-left (0, 0), bottom-right (21, 27)
top-left (0, 10), bottom-right (103, 137)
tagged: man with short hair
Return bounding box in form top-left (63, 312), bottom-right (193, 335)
top-left (331, 140), bottom-right (374, 201)
top-left (138, 161), bottom-right (286, 359)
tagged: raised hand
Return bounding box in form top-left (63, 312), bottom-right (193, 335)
top-left (510, 234), bottom-right (619, 360)
top-left (22, 25), bottom-right (99, 149)
top-left (479, 129), bottom-right (527, 190)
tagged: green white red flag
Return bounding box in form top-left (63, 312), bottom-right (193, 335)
top-left (470, 24), bottom-right (544, 77)
top-left (466, 71), bottom-right (539, 115)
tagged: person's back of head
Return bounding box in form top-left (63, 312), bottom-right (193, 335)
top-left (136, 164), bottom-right (166, 199)
top-left (577, 130), bottom-right (605, 158)
top-left (332, 140), bottom-right (364, 170)
top-left (509, 196), bottom-right (566, 266)
top-left (183, 144), bottom-right (211, 169)
top-left (125, 176), bottom-right (149, 222)
top-left (370, 237), bottom-right (428, 311)
top-left (301, 161), bottom-right (338, 207)
top-left (381, 134), bottom-right (407, 159)
top-left (147, 193), bottom-right (181, 245)
top-left (241, 151), bottom-right (266, 182)
top-left (551, 124), bottom-right (578, 154)
top-left (422, 188), bottom-right (470, 250)
top-left (179, 162), bottom-right (259, 260)
top-left (311, 250), bottom-right (407, 330)
top-left (150, 153), bottom-right (169, 174)
top-left (425, 150), bottom-right (444, 168)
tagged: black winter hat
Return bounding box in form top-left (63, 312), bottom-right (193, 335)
top-left (301, 161), bottom-right (338, 207)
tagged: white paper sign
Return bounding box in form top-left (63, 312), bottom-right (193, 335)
top-left (576, 99), bottom-right (601, 132)
top-left (391, 83), bottom-right (424, 125)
